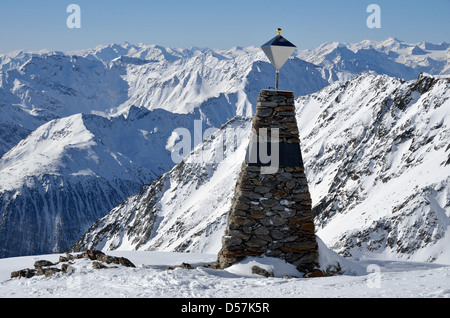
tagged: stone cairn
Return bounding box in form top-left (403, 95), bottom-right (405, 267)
top-left (216, 90), bottom-right (319, 274)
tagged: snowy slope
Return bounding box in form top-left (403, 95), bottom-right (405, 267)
top-left (0, 106), bottom-right (225, 258)
top-left (1, 249), bottom-right (449, 298)
top-left (72, 117), bottom-right (252, 254)
top-left (0, 113), bottom-right (148, 258)
top-left (297, 73), bottom-right (450, 263)
top-left (74, 73), bottom-right (450, 265)
top-left (0, 53), bottom-right (129, 157)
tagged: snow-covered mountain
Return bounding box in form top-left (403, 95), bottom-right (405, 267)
top-left (0, 106), bottom-right (222, 258)
top-left (0, 44), bottom-right (329, 158)
top-left (73, 72), bottom-right (450, 265)
top-left (298, 73), bottom-right (450, 263)
top-left (72, 117), bottom-right (251, 254)
top-left (1, 38), bottom-right (449, 259)
top-left (297, 37), bottom-right (449, 82)
top-left (0, 53), bottom-right (129, 158)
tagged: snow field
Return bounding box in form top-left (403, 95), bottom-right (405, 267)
top-left (1, 250), bottom-right (449, 298)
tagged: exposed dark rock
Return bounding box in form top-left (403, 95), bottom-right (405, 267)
top-left (59, 256), bottom-right (69, 263)
top-left (86, 249), bottom-right (105, 261)
top-left (412, 73), bottom-right (437, 94)
top-left (61, 263), bottom-right (75, 274)
top-left (251, 266), bottom-right (274, 278)
top-left (44, 268), bottom-right (61, 277)
top-left (34, 260), bottom-right (54, 269)
top-left (10, 250), bottom-right (135, 279)
top-left (180, 262), bottom-right (194, 270)
top-left (304, 269), bottom-right (325, 278)
top-left (11, 269), bottom-right (36, 279)
top-left (283, 275), bottom-right (299, 279)
top-left (92, 261), bottom-right (108, 269)
top-left (119, 257), bottom-right (136, 268)
top-left (165, 262), bottom-right (195, 271)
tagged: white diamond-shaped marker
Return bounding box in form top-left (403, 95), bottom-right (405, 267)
top-left (261, 29), bottom-right (297, 90)
top-left (261, 34), bottom-right (296, 71)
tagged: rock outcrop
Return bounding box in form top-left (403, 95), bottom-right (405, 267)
top-left (10, 250), bottom-right (135, 279)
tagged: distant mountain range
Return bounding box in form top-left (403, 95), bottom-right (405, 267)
top-left (1, 38), bottom-right (449, 260)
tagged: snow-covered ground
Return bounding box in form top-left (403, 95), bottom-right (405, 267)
top-left (1, 241), bottom-right (449, 298)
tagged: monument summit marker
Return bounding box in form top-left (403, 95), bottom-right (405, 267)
top-left (216, 29), bottom-right (319, 274)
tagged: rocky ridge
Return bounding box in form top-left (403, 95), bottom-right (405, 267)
top-left (10, 249), bottom-right (135, 279)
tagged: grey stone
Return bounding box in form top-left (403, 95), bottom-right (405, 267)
top-left (119, 257), bottom-right (136, 268)
top-left (44, 268), bottom-right (61, 277)
top-left (277, 173), bottom-right (293, 182)
top-left (240, 191), bottom-right (262, 200)
top-left (278, 209), bottom-right (296, 218)
top-left (276, 111), bottom-right (296, 116)
top-left (228, 230), bottom-right (251, 240)
top-left (61, 263), bottom-right (76, 274)
top-left (235, 202), bottom-right (250, 210)
top-left (265, 249), bottom-right (282, 257)
top-left (92, 261), bottom-right (108, 269)
top-left (286, 180), bottom-right (297, 189)
top-left (245, 237), bottom-right (268, 248)
top-left (34, 260), bottom-right (54, 269)
top-left (254, 186), bottom-right (270, 194)
top-left (256, 108), bottom-right (274, 117)
top-left (236, 195), bottom-right (252, 204)
top-left (254, 227), bottom-right (270, 235)
top-left (269, 229), bottom-right (285, 240)
top-left (222, 235), bottom-right (242, 247)
top-left (229, 216), bottom-right (255, 226)
top-left (251, 266), bottom-right (274, 278)
top-left (271, 216), bottom-right (288, 226)
top-left (256, 101), bottom-right (278, 107)
top-left (180, 262), bottom-right (194, 270)
top-left (11, 269), bottom-right (36, 279)
top-left (259, 198), bottom-right (278, 208)
top-left (86, 249), bottom-right (105, 261)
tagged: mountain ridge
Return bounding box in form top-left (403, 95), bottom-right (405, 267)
top-left (1, 38), bottom-right (449, 259)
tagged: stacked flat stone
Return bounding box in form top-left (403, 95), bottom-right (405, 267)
top-left (216, 90), bottom-right (319, 273)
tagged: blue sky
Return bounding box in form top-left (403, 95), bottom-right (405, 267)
top-left (0, 0), bottom-right (449, 53)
